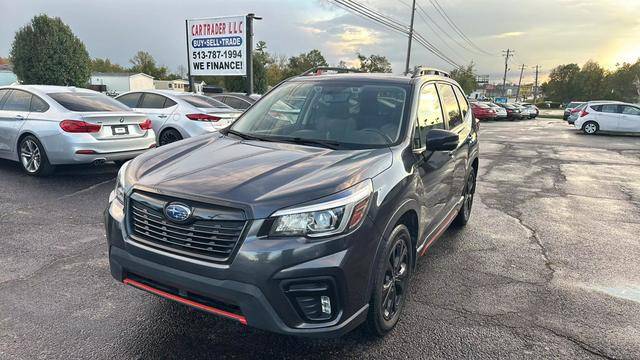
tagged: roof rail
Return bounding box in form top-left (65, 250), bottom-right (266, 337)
top-left (411, 66), bottom-right (451, 78)
top-left (301, 67), bottom-right (363, 76)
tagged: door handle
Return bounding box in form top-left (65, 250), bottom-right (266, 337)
top-left (158, 115), bottom-right (168, 119)
top-left (16, 114), bottom-right (24, 119)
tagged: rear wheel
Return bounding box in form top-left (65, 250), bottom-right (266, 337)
top-left (582, 121), bottom-right (599, 135)
top-left (453, 167), bottom-right (476, 227)
top-left (159, 128), bottom-right (183, 146)
top-left (19, 135), bottom-right (55, 176)
top-left (365, 224), bottom-right (412, 336)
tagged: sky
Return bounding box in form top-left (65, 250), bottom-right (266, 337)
top-left (2, 0), bottom-right (640, 84)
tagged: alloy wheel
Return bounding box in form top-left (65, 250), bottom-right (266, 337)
top-left (382, 236), bottom-right (409, 320)
top-left (584, 123), bottom-right (597, 134)
top-left (463, 170), bottom-right (476, 219)
top-left (20, 139), bottom-right (41, 173)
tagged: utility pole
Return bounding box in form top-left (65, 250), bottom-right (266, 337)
top-left (515, 64), bottom-right (526, 102)
top-left (404, 0), bottom-right (416, 75)
top-left (533, 65), bottom-right (540, 103)
top-left (501, 49), bottom-right (513, 97)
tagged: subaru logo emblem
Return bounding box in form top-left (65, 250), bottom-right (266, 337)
top-left (164, 202), bottom-right (192, 223)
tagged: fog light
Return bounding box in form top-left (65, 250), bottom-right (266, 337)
top-left (320, 295), bottom-right (331, 315)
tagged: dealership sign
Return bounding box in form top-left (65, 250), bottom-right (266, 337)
top-left (186, 16), bottom-right (246, 76)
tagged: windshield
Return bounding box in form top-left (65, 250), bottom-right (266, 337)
top-left (48, 92), bottom-right (130, 112)
top-left (229, 81), bottom-right (409, 149)
top-left (178, 94), bottom-right (232, 109)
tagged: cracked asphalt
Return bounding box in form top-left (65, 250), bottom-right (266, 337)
top-left (1, 119), bottom-right (640, 359)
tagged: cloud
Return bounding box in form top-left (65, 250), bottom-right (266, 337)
top-left (492, 31), bottom-right (524, 39)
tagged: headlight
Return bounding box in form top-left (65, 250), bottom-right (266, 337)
top-left (110, 161), bottom-right (131, 204)
top-left (269, 180), bottom-right (373, 238)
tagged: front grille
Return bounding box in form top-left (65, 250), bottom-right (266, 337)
top-left (128, 194), bottom-right (246, 263)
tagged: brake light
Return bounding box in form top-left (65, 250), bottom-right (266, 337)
top-left (186, 114), bottom-right (221, 122)
top-left (570, 108), bottom-right (581, 113)
top-left (580, 110), bottom-right (589, 117)
top-left (139, 119), bottom-right (153, 130)
top-left (60, 120), bottom-right (101, 133)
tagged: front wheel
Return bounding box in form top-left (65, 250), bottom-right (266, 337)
top-left (19, 135), bottom-right (55, 176)
top-left (365, 224), bottom-right (412, 336)
top-left (159, 128), bottom-right (183, 146)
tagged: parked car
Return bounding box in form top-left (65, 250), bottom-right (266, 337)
top-left (470, 101), bottom-right (496, 121)
top-left (513, 104), bottom-right (531, 118)
top-left (208, 93), bottom-right (257, 110)
top-left (497, 103), bottom-right (522, 120)
top-left (518, 103), bottom-right (539, 118)
top-left (115, 90), bottom-right (241, 146)
top-left (0, 85), bottom-right (155, 176)
top-left (574, 101), bottom-right (639, 134)
top-left (567, 103), bottom-right (587, 124)
top-left (563, 101), bottom-right (584, 120)
top-left (105, 68), bottom-right (479, 337)
top-left (483, 102), bottom-right (508, 120)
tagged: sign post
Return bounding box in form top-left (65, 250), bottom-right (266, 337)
top-left (186, 15), bottom-right (249, 92)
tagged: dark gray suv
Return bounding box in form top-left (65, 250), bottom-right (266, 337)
top-left (104, 68), bottom-right (479, 337)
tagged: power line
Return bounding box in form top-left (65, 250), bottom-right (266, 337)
top-left (327, 0), bottom-right (460, 68)
top-left (425, 0), bottom-right (494, 56)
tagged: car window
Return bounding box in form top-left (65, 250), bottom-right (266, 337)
top-left (139, 93), bottom-right (168, 109)
top-left (116, 93), bottom-right (142, 108)
top-left (163, 97), bottom-right (177, 108)
top-left (621, 105), bottom-right (640, 116)
top-left (601, 104), bottom-right (619, 114)
top-left (49, 92), bottom-right (130, 112)
top-left (452, 86), bottom-right (469, 118)
top-left (3, 90), bottom-right (32, 112)
top-left (231, 81), bottom-right (409, 148)
top-left (225, 96), bottom-right (250, 110)
top-left (30, 95), bottom-right (49, 112)
top-left (0, 89), bottom-right (11, 107)
top-left (437, 83), bottom-right (463, 128)
top-left (178, 94), bottom-right (229, 109)
top-left (414, 83), bottom-right (444, 148)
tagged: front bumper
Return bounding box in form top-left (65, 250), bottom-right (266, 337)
top-left (104, 198), bottom-right (379, 337)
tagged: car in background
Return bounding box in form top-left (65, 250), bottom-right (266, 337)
top-left (567, 103), bottom-right (586, 124)
top-left (497, 103), bottom-right (522, 120)
top-left (208, 93), bottom-right (257, 110)
top-left (483, 102), bottom-right (508, 120)
top-left (470, 101), bottom-right (496, 121)
top-left (0, 85), bottom-right (155, 176)
top-left (116, 90), bottom-right (241, 146)
top-left (563, 101), bottom-right (585, 120)
top-left (513, 104), bottom-right (531, 118)
top-left (574, 101), bottom-right (639, 134)
top-left (518, 103), bottom-right (539, 118)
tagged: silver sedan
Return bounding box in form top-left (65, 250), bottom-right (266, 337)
top-left (0, 85), bottom-right (156, 176)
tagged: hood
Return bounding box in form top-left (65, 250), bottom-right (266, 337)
top-left (128, 133), bottom-right (392, 218)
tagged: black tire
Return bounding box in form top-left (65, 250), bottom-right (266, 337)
top-left (582, 121), bottom-right (599, 135)
top-left (452, 167), bottom-right (476, 227)
top-left (159, 128), bottom-right (183, 146)
top-left (365, 224), bottom-right (413, 337)
top-left (18, 135), bottom-right (55, 176)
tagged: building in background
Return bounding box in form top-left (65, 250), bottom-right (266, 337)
top-left (0, 64), bottom-right (18, 86)
top-left (89, 72), bottom-right (154, 96)
top-left (154, 79), bottom-right (205, 93)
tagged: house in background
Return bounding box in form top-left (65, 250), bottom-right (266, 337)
top-left (0, 64), bottom-right (18, 86)
top-left (90, 72), bottom-right (154, 96)
top-left (154, 79), bottom-right (205, 93)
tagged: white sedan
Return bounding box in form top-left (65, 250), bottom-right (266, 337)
top-left (116, 90), bottom-right (241, 145)
top-left (574, 101), bottom-right (640, 134)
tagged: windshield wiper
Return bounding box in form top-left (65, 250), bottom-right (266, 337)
top-left (276, 137), bottom-right (342, 150)
top-left (226, 129), bottom-right (267, 142)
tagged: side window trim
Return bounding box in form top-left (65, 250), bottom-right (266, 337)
top-left (0, 89), bottom-right (13, 110)
top-left (440, 82), bottom-right (463, 131)
top-left (413, 81), bottom-right (445, 149)
top-left (28, 93), bottom-right (50, 113)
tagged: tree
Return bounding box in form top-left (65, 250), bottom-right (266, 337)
top-left (286, 49), bottom-right (328, 76)
top-left (129, 51), bottom-right (168, 79)
top-left (576, 60), bottom-right (606, 100)
top-left (10, 15), bottom-right (90, 86)
top-left (357, 53), bottom-right (392, 73)
top-left (450, 62), bottom-right (478, 94)
top-left (604, 59), bottom-right (640, 102)
top-left (91, 58), bottom-right (126, 73)
top-left (266, 53), bottom-right (289, 86)
top-left (542, 63), bottom-right (581, 103)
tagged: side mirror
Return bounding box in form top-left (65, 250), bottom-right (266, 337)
top-left (425, 129), bottom-right (459, 151)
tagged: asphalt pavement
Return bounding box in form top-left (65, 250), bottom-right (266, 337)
top-left (1, 119), bottom-right (639, 359)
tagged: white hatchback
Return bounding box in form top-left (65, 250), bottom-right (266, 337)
top-left (574, 101), bottom-right (640, 134)
top-left (116, 90), bottom-right (241, 145)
